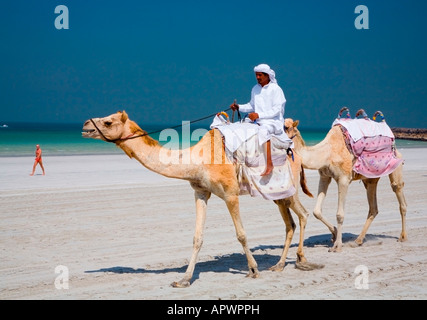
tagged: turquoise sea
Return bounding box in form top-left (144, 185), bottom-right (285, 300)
top-left (0, 122), bottom-right (426, 157)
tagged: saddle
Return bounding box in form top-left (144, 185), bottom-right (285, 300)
top-left (210, 114), bottom-right (296, 200)
top-left (333, 108), bottom-right (403, 178)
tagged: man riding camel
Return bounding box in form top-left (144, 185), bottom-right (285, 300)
top-left (230, 63), bottom-right (287, 176)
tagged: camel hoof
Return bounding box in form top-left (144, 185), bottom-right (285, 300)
top-left (269, 263), bottom-right (285, 272)
top-left (246, 268), bottom-right (260, 279)
top-left (354, 236), bottom-right (365, 247)
top-left (171, 280), bottom-right (190, 288)
top-left (296, 255), bottom-right (308, 264)
top-left (398, 234), bottom-right (408, 242)
top-left (328, 244), bottom-right (342, 253)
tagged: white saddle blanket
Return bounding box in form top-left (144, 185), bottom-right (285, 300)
top-left (210, 117), bottom-right (296, 200)
top-left (235, 134), bottom-right (296, 200)
top-left (332, 118), bottom-right (395, 142)
top-left (210, 120), bottom-right (295, 200)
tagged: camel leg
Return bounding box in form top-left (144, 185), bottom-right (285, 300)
top-left (270, 199), bottom-right (297, 271)
top-left (313, 173), bottom-right (336, 241)
top-left (329, 177), bottom-right (350, 252)
top-left (271, 197), bottom-right (323, 272)
top-left (355, 178), bottom-right (380, 245)
top-left (225, 195), bottom-right (259, 279)
top-left (290, 197), bottom-right (310, 265)
top-left (171, 190), bottom-right (211, 288)
top-left (389, 165), bottom-right (408, 242)
top-left (271, 195), bottom-right (310, 271)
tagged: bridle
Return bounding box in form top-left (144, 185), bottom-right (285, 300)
top-left (284, 126), bottom-right (297, 140)
top-left (89, 118), bottom-right (149, 143)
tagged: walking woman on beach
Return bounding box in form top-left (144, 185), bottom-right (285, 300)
top-left (30, 144), bottom-right (45, 176)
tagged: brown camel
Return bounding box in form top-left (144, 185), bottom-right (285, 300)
top-left (82, 111), bottom-right (320, 287)
top-left (284, 118), bottom-right (407, 252)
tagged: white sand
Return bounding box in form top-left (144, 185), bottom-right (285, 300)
top-left (0, 149), bottom-right (426, 300)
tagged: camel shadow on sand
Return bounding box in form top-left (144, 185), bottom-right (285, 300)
top-left (302, 232), bottom-right (397, 248)
top-left (85, 252), bottom-right (282, 284)
top-left (248, 231), bottom-right (397, 257)
top-left (85, 232), bottom-right (397, 284)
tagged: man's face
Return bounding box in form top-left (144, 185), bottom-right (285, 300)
top-left (255, 72), bottom-right (270, 87)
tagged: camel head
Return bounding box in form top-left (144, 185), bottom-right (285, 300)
top-left (284, 118), bottom-right (306, 148)
top-left (284, 118), bottom-right (300, 139)
top-left (82, 111), bottom-right (145, 143)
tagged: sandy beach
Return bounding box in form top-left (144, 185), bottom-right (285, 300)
top-left (0, 147), bottom-right (426, 300)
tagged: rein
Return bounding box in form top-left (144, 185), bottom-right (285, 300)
top-left (90, 107), bottom-right (232, 143)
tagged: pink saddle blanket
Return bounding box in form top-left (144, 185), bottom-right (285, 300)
top-left (339, 127), bottom-right (403, 178)
top-left (351, 136), bottom-right (403, 178)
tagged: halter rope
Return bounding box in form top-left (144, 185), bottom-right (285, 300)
top-left (90, 107), bottom-right (232, 143)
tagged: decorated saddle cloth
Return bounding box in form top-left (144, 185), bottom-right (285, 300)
top-left (332, 119), bottom-right (403, 178)
top-left (210, 119), bottom-right (295, 200)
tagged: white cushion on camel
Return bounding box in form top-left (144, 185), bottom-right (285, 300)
top-left (332, 118), bottom-right (395, 142)
top-left (210, 117), bottom-right (293, 153)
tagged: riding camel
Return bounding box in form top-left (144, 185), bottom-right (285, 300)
top-left (284, 117), bottom-right (407, 252)
top-left (82, 110), bottom-right (321, 287)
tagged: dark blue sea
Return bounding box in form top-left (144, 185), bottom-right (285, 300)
top-left (0, 121), bottom-right (425, 157)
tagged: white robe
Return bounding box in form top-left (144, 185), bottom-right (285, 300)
top-left (238, 82), bottom-right (288, 146)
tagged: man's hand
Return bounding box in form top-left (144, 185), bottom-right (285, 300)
top-left (230, 102), bottom-right (239, 111)
top-left (249, 113), bottom-right (259, 121)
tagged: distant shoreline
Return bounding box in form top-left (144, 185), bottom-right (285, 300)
top-left (391, 127), bottom-right (427, 141)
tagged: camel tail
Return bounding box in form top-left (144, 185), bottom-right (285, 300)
top-left (300, 165), bottom-right (313, 198)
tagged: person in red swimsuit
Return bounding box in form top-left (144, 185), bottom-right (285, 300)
top-left (30, 144), bottom-right (45, 176)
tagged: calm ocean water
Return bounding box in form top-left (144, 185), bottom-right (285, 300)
top-left (0, 122), bottom-right (425, 157)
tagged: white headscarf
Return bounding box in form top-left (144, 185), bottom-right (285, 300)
top-left (254, 63), bottom-right (277, 84)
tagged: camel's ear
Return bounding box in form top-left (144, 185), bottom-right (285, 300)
top-left (293, 120), bottom-right (299, 128)
top-left (120, 110), bottom-right (129, 123)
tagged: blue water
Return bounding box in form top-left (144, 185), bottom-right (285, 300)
top-left (0, 122), bottom-right (425, 157)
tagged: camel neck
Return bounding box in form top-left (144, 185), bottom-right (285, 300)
top-left (293, 135), bottom-right (330, 170)
top-left (118, 137), bottom-right (199, 181)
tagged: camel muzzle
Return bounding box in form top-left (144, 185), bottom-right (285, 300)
top-left (82, 120), bottom-right (98, 138)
